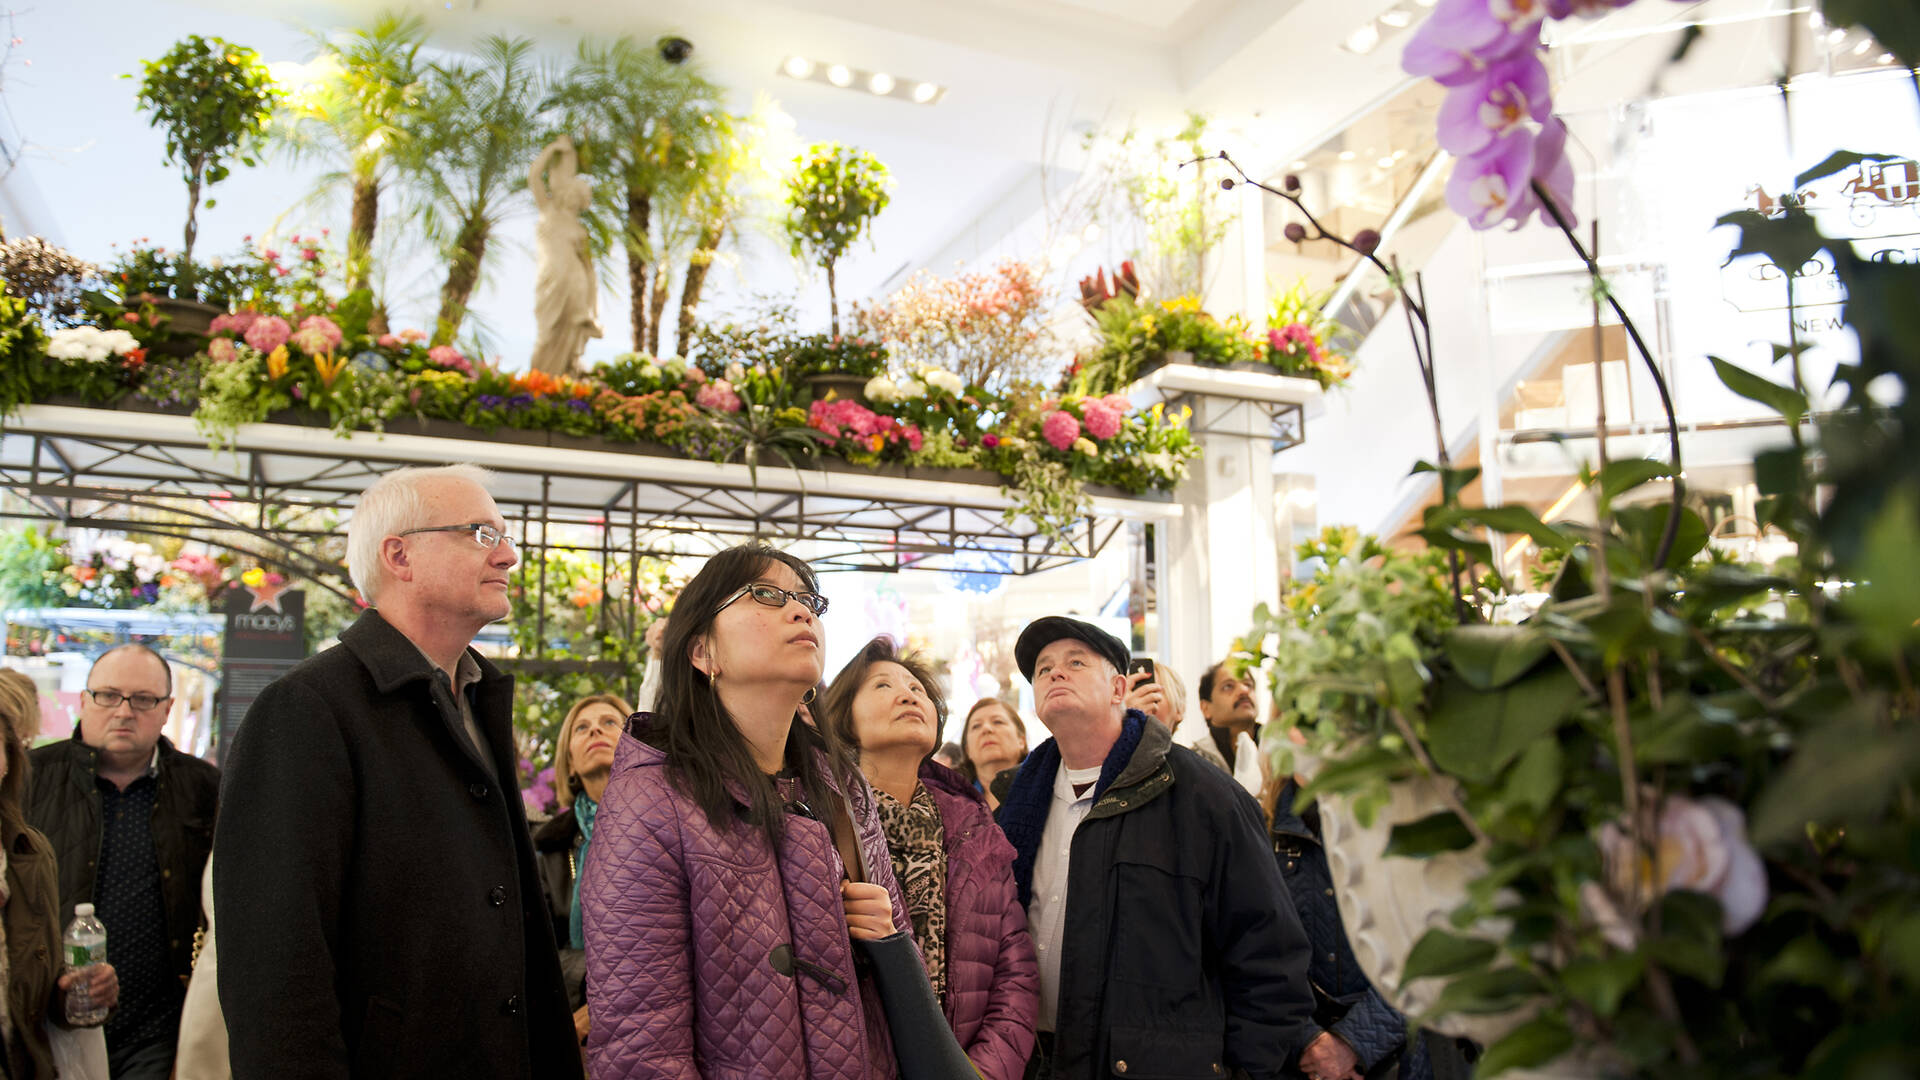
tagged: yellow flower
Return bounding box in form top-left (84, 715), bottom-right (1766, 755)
top-left (313, 353), bottom-right (347, 389)
top-left (266, 345), bottom-right (290, 379)
top-left (241, 567), bottom-right (265, 588)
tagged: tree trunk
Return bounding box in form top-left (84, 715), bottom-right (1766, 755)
top-left (348, 171), bottom-right (379, 294)
top-left (646, 267), bottom-right (671, 356)
top-left (676, 219), bottom-right (726, 353)
top-left (625, 187), bottom-right (652, 353)
top-left (434, 218), bottom-right (489, 345)
top-left (182, 162), bottom-right (204, 298)
top-left (826, 260), bottom-right (839, 338)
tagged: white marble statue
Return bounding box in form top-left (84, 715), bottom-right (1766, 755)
top-left (529, 135), bottom-right (603, 375)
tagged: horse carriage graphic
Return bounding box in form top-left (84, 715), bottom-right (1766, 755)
top-left (1840, 158), bottom-right (1920, 227)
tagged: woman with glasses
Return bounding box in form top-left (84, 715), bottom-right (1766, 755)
top-left (581, 543), bottom-right (912, 1079)
top-left (817, 639), bottom-right (1038, 1080)
top-left (534, 692), bottom-right (632, 1053)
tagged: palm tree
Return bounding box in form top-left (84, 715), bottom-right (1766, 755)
top-left (673, 111), bottom-right (756, 350)
top-left (546, 37), bottom-right (723, 354)
top-left (275, 14), bottom-right (426, 326)
top-left (391, 34), bottom-right (548, 344)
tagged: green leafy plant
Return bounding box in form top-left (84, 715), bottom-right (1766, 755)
top-left (133, 36), bottom-right (280, 281)
top-left (784, 142), bottom-right (892, 337)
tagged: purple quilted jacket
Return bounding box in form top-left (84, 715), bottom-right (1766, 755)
top-left (917, 761), bottom-right (1039, 1080)
top-left (583, 724), bottom-right (913, 1080)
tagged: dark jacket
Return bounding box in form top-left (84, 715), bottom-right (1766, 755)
top-left (531, 808), bottom-right (586, 1011)
top-left (999, 711), bottom-right (1317, 1080)
top-left (213, 609), bottom-right (583, 1080)
top-left (4, 818), bottom-right (64, 1080)
top-left (916, 760), bottom-right (1039, 1080)
top-left (26, 731), bottom-right (219, 984)
top-left (1271, 781), bottom-right (1424, 1080)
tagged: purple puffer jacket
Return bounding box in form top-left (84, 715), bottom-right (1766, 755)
top-left (917, 761), bottom-right (1040, 1080)
top-left (583, 722), bottom-right (913, 1080)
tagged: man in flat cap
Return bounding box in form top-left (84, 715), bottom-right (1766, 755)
top-left (997, 616), bottom-right (1318, 1080)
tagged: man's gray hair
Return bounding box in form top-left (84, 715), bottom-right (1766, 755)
top-left (346, 464), bottom-right (497, 603)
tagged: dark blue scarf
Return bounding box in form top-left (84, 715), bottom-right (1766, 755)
top-left (568, 794), bottom-right (599, 950)
top-left (1000, 709), bottom-right (1148, 908)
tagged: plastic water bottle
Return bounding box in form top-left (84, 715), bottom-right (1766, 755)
top-left (64, 903), bottom-right (109, 1026)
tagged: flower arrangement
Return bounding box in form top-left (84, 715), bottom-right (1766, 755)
top-left (1265, 277), bottom-right (1351, 388)
top-left (854, 259), bottom-right (1057, 390)
top-left (1077, 292), bottom-right (1263, 394)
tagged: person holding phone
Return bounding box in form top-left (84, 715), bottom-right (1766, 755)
top-left (581, 543), bottom-right (913, 1079)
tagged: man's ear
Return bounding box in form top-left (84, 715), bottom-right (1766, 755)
top-left (381, 535), bottom-right (414, 584)
top-left (1198, 697), bottom-right (1216, 723)
top-left (687, 633), bottom-right (714, 678)
top-left (1108, 669), bottom-right (1127, 705)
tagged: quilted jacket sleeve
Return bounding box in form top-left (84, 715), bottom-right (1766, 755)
top-left (964, 838), bottom-right (1039, 1080)
top-left (583, 770), bottom-right (697, 1080)
top-left (1328, 986), bottom-right (1409, 1071)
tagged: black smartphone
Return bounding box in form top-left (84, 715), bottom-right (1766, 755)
top-left (1128, 657), bottom-right (1157, 686)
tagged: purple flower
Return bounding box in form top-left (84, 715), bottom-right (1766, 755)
top-left (477, 394), bottom-right (504, 408)
top-left (1445, 128), bottom-right (1537, 229)
top-left (1436, 50), bottom-right (1551, 157)
top-left (1403, 0), bottom-right (1541, 86)
top-left (507, 394), bottom-right (534, 410)
top-left (1509, 116), bottom-right (1577, 228)
top-left (567, 398), bottom-right (591, 412)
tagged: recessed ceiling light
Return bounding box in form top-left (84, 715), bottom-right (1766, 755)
top-left (1807, 11), bottom-right (1824, 28)
top-left (827, 64), bottom-right (852, 87)
top-left (1345, 23), bottom-right (1382, 54)
top-left (1290, 159), bottom-right (1308, 169)
top-left (868, 72), bottom-right (895, 94)
top-left (1379, 7), bottom-right (1414, 28)
top-left (1852, 38), bottom-right (1874, 55)
top-left (1392, 148), bottom-right (1408, 160)
top-left (1878, 52), bottom-right (1895, 63)
top-left (912, 81), bottom-right (940, 103)
top-left (783, 56), bottom-right (814, 79)
top-left (1825, 28), bottom-right (1846, 44)
top-left (1377, 156), bottom-right (1395, 168)
top-left (1338, 149), bottom-right (1356, 161)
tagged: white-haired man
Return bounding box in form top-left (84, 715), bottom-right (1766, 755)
top-left (214, 464), bottom-right (583, 1079)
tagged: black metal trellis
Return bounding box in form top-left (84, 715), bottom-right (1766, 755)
top-left (0, 404), bottom-right (1177, 660)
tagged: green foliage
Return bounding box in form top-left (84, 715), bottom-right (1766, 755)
top-left (0, 292), bottom-right (48, 418)
top-left (1077, 294), bottom-right (1261, 395)
top-left (784, 142), bottom-right (891, 334)
top-left (133, 36), bottom-right (280, 264)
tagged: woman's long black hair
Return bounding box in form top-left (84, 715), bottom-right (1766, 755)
top-left (651, 542), bottom-right (857, 846)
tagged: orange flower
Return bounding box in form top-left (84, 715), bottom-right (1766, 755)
top-left (515, 370), bottom-right (562, 397)
top-left (313, 353), bottom-right (347, 389)
top-left (266, 345), bottom-right (290, 379)
top-left (868, 434), bottom-right (885, 452)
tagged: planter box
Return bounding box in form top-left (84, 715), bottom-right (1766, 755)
top-left (1134, 353), bottom-right (1287, 382)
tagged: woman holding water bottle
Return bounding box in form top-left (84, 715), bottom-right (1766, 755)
top-left (0, 671), bottom-right (119, 1078)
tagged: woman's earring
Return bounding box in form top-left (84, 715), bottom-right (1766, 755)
top-left (800, 687), bottom-right (817, 705)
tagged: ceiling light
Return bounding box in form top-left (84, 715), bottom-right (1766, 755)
top-left (1377, 156), bottom-right (1395, 168)
top-left (868, 72), bottom-right (895, 94)
top-left (826, 64), bottom-right (852, 87)
top-left (1825, 28), bottom-right (1846, 44)
top-left (783, 55), bottom-right (814, 79)
top-left (1291, 159), bottom-right (1308, 169)
top-left (1393, 148), bottom-right (1408, 160)
top-left (1807, 11), bottom-right (1823, 28)
top-left (1414, 0), bottom-right (1439, 8)
top-left (1345, 23), bottom-right (1382, 54)
top-left (1083, 222), bottom-right (1103, 242)
top-left (912, 81), bottom-right (939, 103)
top-left (1338, 149), bottom-right (1356, 161)
top-left (1379, 7), bottom-right (1414, 28)
top-left (1852, 38), bottom-right (1874, 55)
top-left (1878, 52), bottom-right (1896, 64)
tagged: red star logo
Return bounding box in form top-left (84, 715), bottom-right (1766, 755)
top-left (246, 579), bottom-right (290, 613)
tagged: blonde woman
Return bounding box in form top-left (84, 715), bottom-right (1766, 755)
top-left (533, 692), bottom-right (632, 1047)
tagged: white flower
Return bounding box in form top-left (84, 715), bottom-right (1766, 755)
top-left (725, 361), bottom-right (747, 384)
top-left (864, 375), bottom-right (899, 402)
top-left (898, 378), bottom-right (927, 399)
top-left (1143, 451), bottom-right (1175, 474)
top-left (1597, 793), bottom-right (1767, 936)
top-left (49, 326), bottom-right (133, 363)
top-left (208, 256), bottom-right (225, 269)
top-left (923, 368), bottom-right (964, 395)
top-left (639, 363), bottom-right (661, 380)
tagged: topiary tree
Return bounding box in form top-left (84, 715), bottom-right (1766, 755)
top-left (134, 35), bottom-right (279, 284)
top-left (784, 142), bottom-right (890, 338)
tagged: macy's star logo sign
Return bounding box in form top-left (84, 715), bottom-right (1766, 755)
top-left (245, 578), bottom-right (291, 613)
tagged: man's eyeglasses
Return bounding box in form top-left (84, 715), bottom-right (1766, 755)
top-left (716, 583), bottom-right (829, 617)
top-left (86, 689), bottom-right (167, 712)
top-left (399, 523), bottom-right (515, 551)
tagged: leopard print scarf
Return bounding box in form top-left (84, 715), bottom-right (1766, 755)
top-left (875, 784), bottom-right (947, 1001)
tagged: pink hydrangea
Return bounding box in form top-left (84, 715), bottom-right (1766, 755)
top-left (809, 398), bottom-right (886, 439)
top-left (298, 314), bottom-right (343, 350)
top-left (243, 315), bottom-right (291, 354)
top-left (205, 337), bottom-right (238, 363)
top-left (426, 345), bottom-right (474, 376)
top-left (1082, 401), bottom-right (1122, 441)
top-left (209, 311), bottom-right (260, 336)
top-left (1102, 393), bottom-right (1131, 415)
top-left (696, 379), bottom-right (743, 413)
top-left (1041, 410), bottom-right (1081, 451)
top-left (904, 425), bottom-right (924, 452)
top-left (376, 333), bottom-right (401, 348)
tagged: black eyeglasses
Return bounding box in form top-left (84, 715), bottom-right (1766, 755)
top-left (86, 689), bottom-right (167, 712)
top-left (399, 523), bottom-right (515, 551)
top-left (716, 582), bottom-right (829, 617)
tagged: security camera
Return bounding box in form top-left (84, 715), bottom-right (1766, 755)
top-left (658, 36), bottom-right (693, 64)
